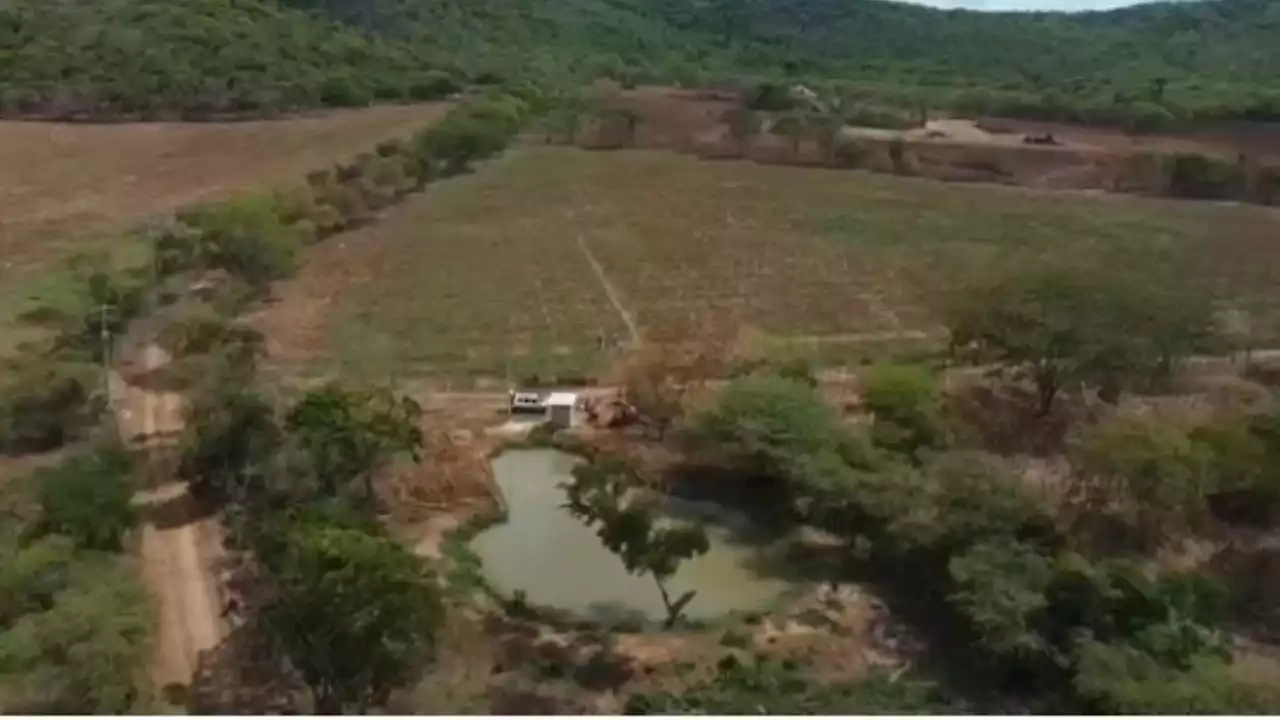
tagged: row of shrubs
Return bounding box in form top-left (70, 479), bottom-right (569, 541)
top-left (0, 90), bottom-right (537, 455)
top-left (681, 367), bottom-right (1279, 712)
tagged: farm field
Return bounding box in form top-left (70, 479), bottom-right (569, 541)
top-left (255, 146), bottom-right (1280, 386)
top-left (0, 103), bottom-right (449, 352)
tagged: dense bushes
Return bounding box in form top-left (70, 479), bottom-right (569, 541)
top-left (861, 364), bottom-right (952, 460)
top-left (35, 449), bottom-right (137, 552)
top-left (686, 363), bottom-right (1272, 712)
top-left (0, 358), bottom-right (103, 454)
top-left (0, 454), bottom-right (151, 713)
top-left (0, 0), bottom-right (459, 119)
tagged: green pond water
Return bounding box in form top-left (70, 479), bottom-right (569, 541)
top-left (470, 449), bottom-right (797, 624)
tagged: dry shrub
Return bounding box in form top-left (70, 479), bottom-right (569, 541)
top-left (378, 428), bottom-right (497, 522)
top-left (607, 342), bottom-right (727, 439)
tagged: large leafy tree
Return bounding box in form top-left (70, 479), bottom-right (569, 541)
top-left (35, 448), bottom-right (137, 552)
top-left (257, 513), bottom-right (444, 714)
top-left (683, 374), bottom-right (853, 490)
top-left (945, 263), bottom-right (1220, 414)
top-left (861, 363), bottom-right (953, 461)
top-left (561, 457), bottom-right (710, 628)
top-left (284, 383), bottom-right (423, 502)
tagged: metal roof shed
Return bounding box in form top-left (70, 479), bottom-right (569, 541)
top-left (545, 392), bottom-right (579, 429)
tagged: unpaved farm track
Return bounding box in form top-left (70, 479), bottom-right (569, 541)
top-left (112, 345), bottom-right (228, 690)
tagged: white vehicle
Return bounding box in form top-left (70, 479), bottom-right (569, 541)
top-left (508, 391), bottom-right (546, 414)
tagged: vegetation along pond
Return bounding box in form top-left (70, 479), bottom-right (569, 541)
top-left (470, 449), bottom-right (797, 624)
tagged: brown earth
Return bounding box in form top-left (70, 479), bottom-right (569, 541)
top-left (0, 103), bottom-right (449, 328)
top-left (593, 86), bottom-right (1280, 193)
top-left (112, 344), bottom-right (228, 691)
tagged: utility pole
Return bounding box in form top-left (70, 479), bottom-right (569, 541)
top-left (98, 301), bottom-right (116, 416)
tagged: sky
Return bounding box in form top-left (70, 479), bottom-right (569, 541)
top-left (895, 0), bottom-right (1157, 10)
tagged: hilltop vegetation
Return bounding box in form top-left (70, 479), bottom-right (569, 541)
top-left (3, 0), bottom-right (1279, 125)
top-left (0, 0), bottom-right (458, 118)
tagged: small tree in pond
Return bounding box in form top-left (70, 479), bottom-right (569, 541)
top-left (561, 457), bottom-right (710, 628)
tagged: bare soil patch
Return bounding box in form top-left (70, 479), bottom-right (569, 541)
top-left (0, 104), bottom-right (449, 350)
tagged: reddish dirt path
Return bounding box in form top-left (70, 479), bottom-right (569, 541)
top-left (113, 345), bottom-right (228, 690)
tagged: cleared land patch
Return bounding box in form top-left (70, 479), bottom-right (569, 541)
top-left (256, 147), bottom-right (1280, 384)
top-left (0, 104), bottom-right (449, 350)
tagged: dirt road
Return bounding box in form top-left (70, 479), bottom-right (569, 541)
top-left (113, 344), bottom-right (228, 690)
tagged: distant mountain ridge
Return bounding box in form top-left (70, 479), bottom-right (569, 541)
top-left (1, 0), bottom-right (1276, 122)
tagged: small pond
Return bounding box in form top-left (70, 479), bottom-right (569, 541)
top-left (470, 449), bottom-right (799, 624)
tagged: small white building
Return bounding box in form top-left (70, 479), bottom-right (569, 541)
top-left (545, 392), bottom-right (579, 429)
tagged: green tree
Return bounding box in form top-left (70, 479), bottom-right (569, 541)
top-left (887, 451), bottom-right (1054, 555)
top-left (0, 561), bottom-right (151, 714)
top-left (36, 449), bottom-right (137, 552)
top-left (413, 100), bottom-right (522, 175)
top-left (947, 537), bottom-right (1053, 659)
top-left (178, 373), bottom-right (281, 506)
top-left (861, 364), bottom-right (953, 461)
top-left (0, 357), bottom-right (102, 454)
top-left (284, 383), bottom-right (423, 502)
top-left (561, 457), bottom-right (710, 628)
top-left (625, 655), bottom-right (965, 714)
top-left (258, 514), bottom-right (443, 714)
top-left (683, 375), bottom-right (852, 491)
top-left (1068, 415), bottom-right (1210, 550)
top-left (1073, 639), bottom-right (1279, 714)
top-left (171, 194), bottom-right (305, 291)
top-left (945, 263), bottom-right (1219, 414)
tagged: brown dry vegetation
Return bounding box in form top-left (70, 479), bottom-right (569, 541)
top-left (254, 145), bottom-right (1280, 386)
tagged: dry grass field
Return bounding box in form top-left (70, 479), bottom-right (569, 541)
top-left (0, 104), bottom-right (449, 350)
top-left (253, 146), bottom-right (1280, 386)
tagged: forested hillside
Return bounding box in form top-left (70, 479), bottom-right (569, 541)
top-left (0, 0), bottom-right (458, 118)
top-left (2, 0), bottom-right (1278, 122)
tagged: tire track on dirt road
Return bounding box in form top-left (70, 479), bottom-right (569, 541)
top-left (114, 344), bottom-right (228, 691)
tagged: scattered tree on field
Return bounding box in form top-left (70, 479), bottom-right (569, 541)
top-left (944, 263), bottom-right (1220, 415)
top-left (561, 457), bottom-right (710, 628)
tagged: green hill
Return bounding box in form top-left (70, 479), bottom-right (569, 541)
top-left (2, 0), bottom-right (1278, 123)
top-left (0, 0), bottom-right (457, 119)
